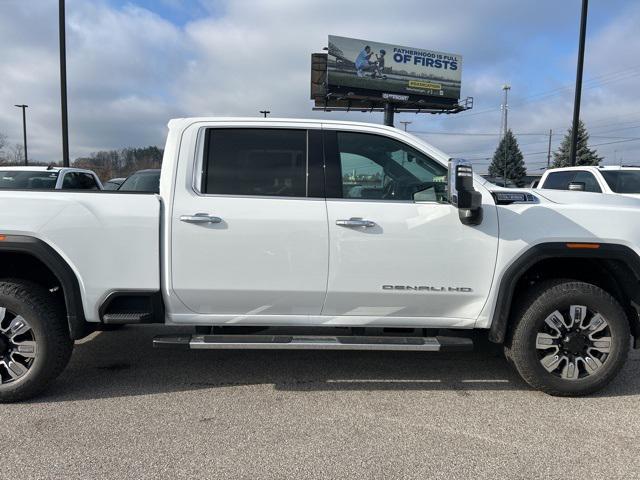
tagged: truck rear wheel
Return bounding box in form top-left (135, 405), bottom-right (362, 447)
top-left (508, 280), bottom-right (630, 396)
top-left (0, 280), bottom-right (73, 403)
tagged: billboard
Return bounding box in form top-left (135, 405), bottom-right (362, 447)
top-left (327, 35), bottom-right (462, 102)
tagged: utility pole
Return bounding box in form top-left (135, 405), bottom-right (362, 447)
top-left (259, 110), bottom-right (270, 118)
top-left (500, 84), bottom-right (511, 139)
top-left (570, 0), bottom-right (589, 166)
top-left (399, 121), bottom-right (412, 131)
top-left (501, 84), bottom-right (511, 185)
top-left (503, 144), bottom-right (508, 186)
top-left (546, 129), bottom-right (553, 168)
top-left (59, 0), bottom-right (70, 167)
top-left (14, 104), bottom-right (28, 165)
top-left (615, 150), bottom-right (623, 166)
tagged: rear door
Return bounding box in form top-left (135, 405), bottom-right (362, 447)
top-left (170, 125), bottom-right (329, 319)
top-left (321, 128), bottom-right (499, 325)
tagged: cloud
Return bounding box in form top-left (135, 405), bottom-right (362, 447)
top-left (0, 0), bottom-right (638, 170)
top-left (0, 0), bottom-right (187, 159)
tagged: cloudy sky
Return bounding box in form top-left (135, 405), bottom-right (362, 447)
top-left (1, 0), bottom-right (639, 173)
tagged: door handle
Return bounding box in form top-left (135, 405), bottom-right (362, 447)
top-left (180, 213), bottom-right (222, 224)
top-left (336, 217), bottom-right (376, 228)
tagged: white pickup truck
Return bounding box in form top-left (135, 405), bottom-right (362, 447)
top-left (1, 117), bottom-right (640, 401)
top-left (538, 165), bottom-right (640, 197)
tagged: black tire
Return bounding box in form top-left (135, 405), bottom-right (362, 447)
top-left (0, 280), bottom-right (73, 402)
top-left (508, 280), bottom-right (630, 397)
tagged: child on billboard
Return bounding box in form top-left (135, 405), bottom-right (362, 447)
top-left (372, 49), bottom-right (387, 79)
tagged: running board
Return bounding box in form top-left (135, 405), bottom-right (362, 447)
top-left (153, 334), bottom-right (473, 352)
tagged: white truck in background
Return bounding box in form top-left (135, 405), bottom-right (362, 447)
top-left (538, 165), bottom-right (640, 197)
top-left (0, 166), bottom-right (103, 190)
top-left (1, 117), bottom-right (640, 401)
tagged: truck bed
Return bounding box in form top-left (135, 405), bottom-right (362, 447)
top-left (0, 191), bottom-right (161, 322)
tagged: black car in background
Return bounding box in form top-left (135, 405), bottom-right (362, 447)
top-left (118, 169), bottom-right (161, 194)
top-left (102, 177), bottom-right (126, 190)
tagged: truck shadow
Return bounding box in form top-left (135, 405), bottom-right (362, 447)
top-left (33, 325), bottom-right (640, 403)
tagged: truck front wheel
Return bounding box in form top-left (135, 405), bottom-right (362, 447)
top-left (0, 280), bottom-right (73, 402)
top-left (508, 280), bottom-right (630, 396)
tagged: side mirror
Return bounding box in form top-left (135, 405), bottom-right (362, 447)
top-left (448, 159), bottom-right (483, 225)
top-left (568, 181), bottom-right (586, 192)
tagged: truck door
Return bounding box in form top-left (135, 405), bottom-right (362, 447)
top-left (321, 129), bottom-right (499, 325)
top-left (170, 125), bottom-right (328, 319)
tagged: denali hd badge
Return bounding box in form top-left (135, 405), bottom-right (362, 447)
top-left (382, 285), bottom-right (473, 292)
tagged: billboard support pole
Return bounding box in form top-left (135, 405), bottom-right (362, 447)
top-left (383, 103), bottom-right (394, 127)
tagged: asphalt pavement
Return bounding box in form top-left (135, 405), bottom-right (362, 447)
top-left (2, 325), bottom-right (640, 479)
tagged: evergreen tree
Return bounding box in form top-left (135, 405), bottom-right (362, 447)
top-left (552, 120), bottom-right (602, 167)
top-left (488, 129), bottom-right (527, 185)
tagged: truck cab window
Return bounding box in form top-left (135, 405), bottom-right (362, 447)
top-left (572, 171), bottom-right (601, 193)
top-left (542, 171), bottom-right (574, 190)
top-left (0, 170), bottom-right (58, 189)
top-left (62, 172), bottom-right (99, 190)
top-left (333, 131), bottom-right (447, 202)
top-left (202, 128), bottom-right (307, 197)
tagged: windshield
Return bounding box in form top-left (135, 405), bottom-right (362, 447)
top-left (119, 171), bottom-right (160, 193)
top-left (600, 170), bottom-right (640, 193)
top-left (0, 170), bottom-right (59, 189)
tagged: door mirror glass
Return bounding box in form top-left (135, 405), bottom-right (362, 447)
top-left (448, 159), bottom-right (483, 225)
top-left (568, 181), bottom-right (586, 191)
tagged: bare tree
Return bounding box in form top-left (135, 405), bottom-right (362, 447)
top-left (74, 146), bottom-right (163, 181)
top-left (10, 143), bottom-right (25, 164)
top-left (0, 132), bottom-right (7, 163)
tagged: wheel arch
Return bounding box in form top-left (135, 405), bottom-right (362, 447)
top-left (489, 242), bottom-right (640, 347)
top-left (0, 235), bottom-right (88, 340)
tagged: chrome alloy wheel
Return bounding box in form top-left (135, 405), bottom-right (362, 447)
top-left (536, 305), bottom-right (612, 380)
top-left (0, 307), bottom-right (37, 384)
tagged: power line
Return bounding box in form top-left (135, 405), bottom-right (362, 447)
top-left (511, 69), bottom-right (640, 108)
top-left (410, 130), bottom-right (640, 139)
top-left (461, 137), bottom-right (640, 160)
top-left (446, 64), bottom-right (640, 121)
top-left (580, 112), bottom-right (640, 129)
top-left (587, 123), bottom-right (640, 136)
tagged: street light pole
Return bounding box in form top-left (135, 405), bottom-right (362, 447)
top-left (500, 84), bottom-right (511, 140)
top-left (570, 0), bottom-right (589, 166)
top-left (501, 85), bottom-right (511, 185)
top-left (14, 104), bottom-right (28, 165)
top-left (547, 129), bottom-right (553, 168)
top-left (59, 0), bottom-right (70, 167)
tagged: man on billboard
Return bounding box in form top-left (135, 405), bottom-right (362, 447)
top-left (355, 45), bottom-right (375, 77)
